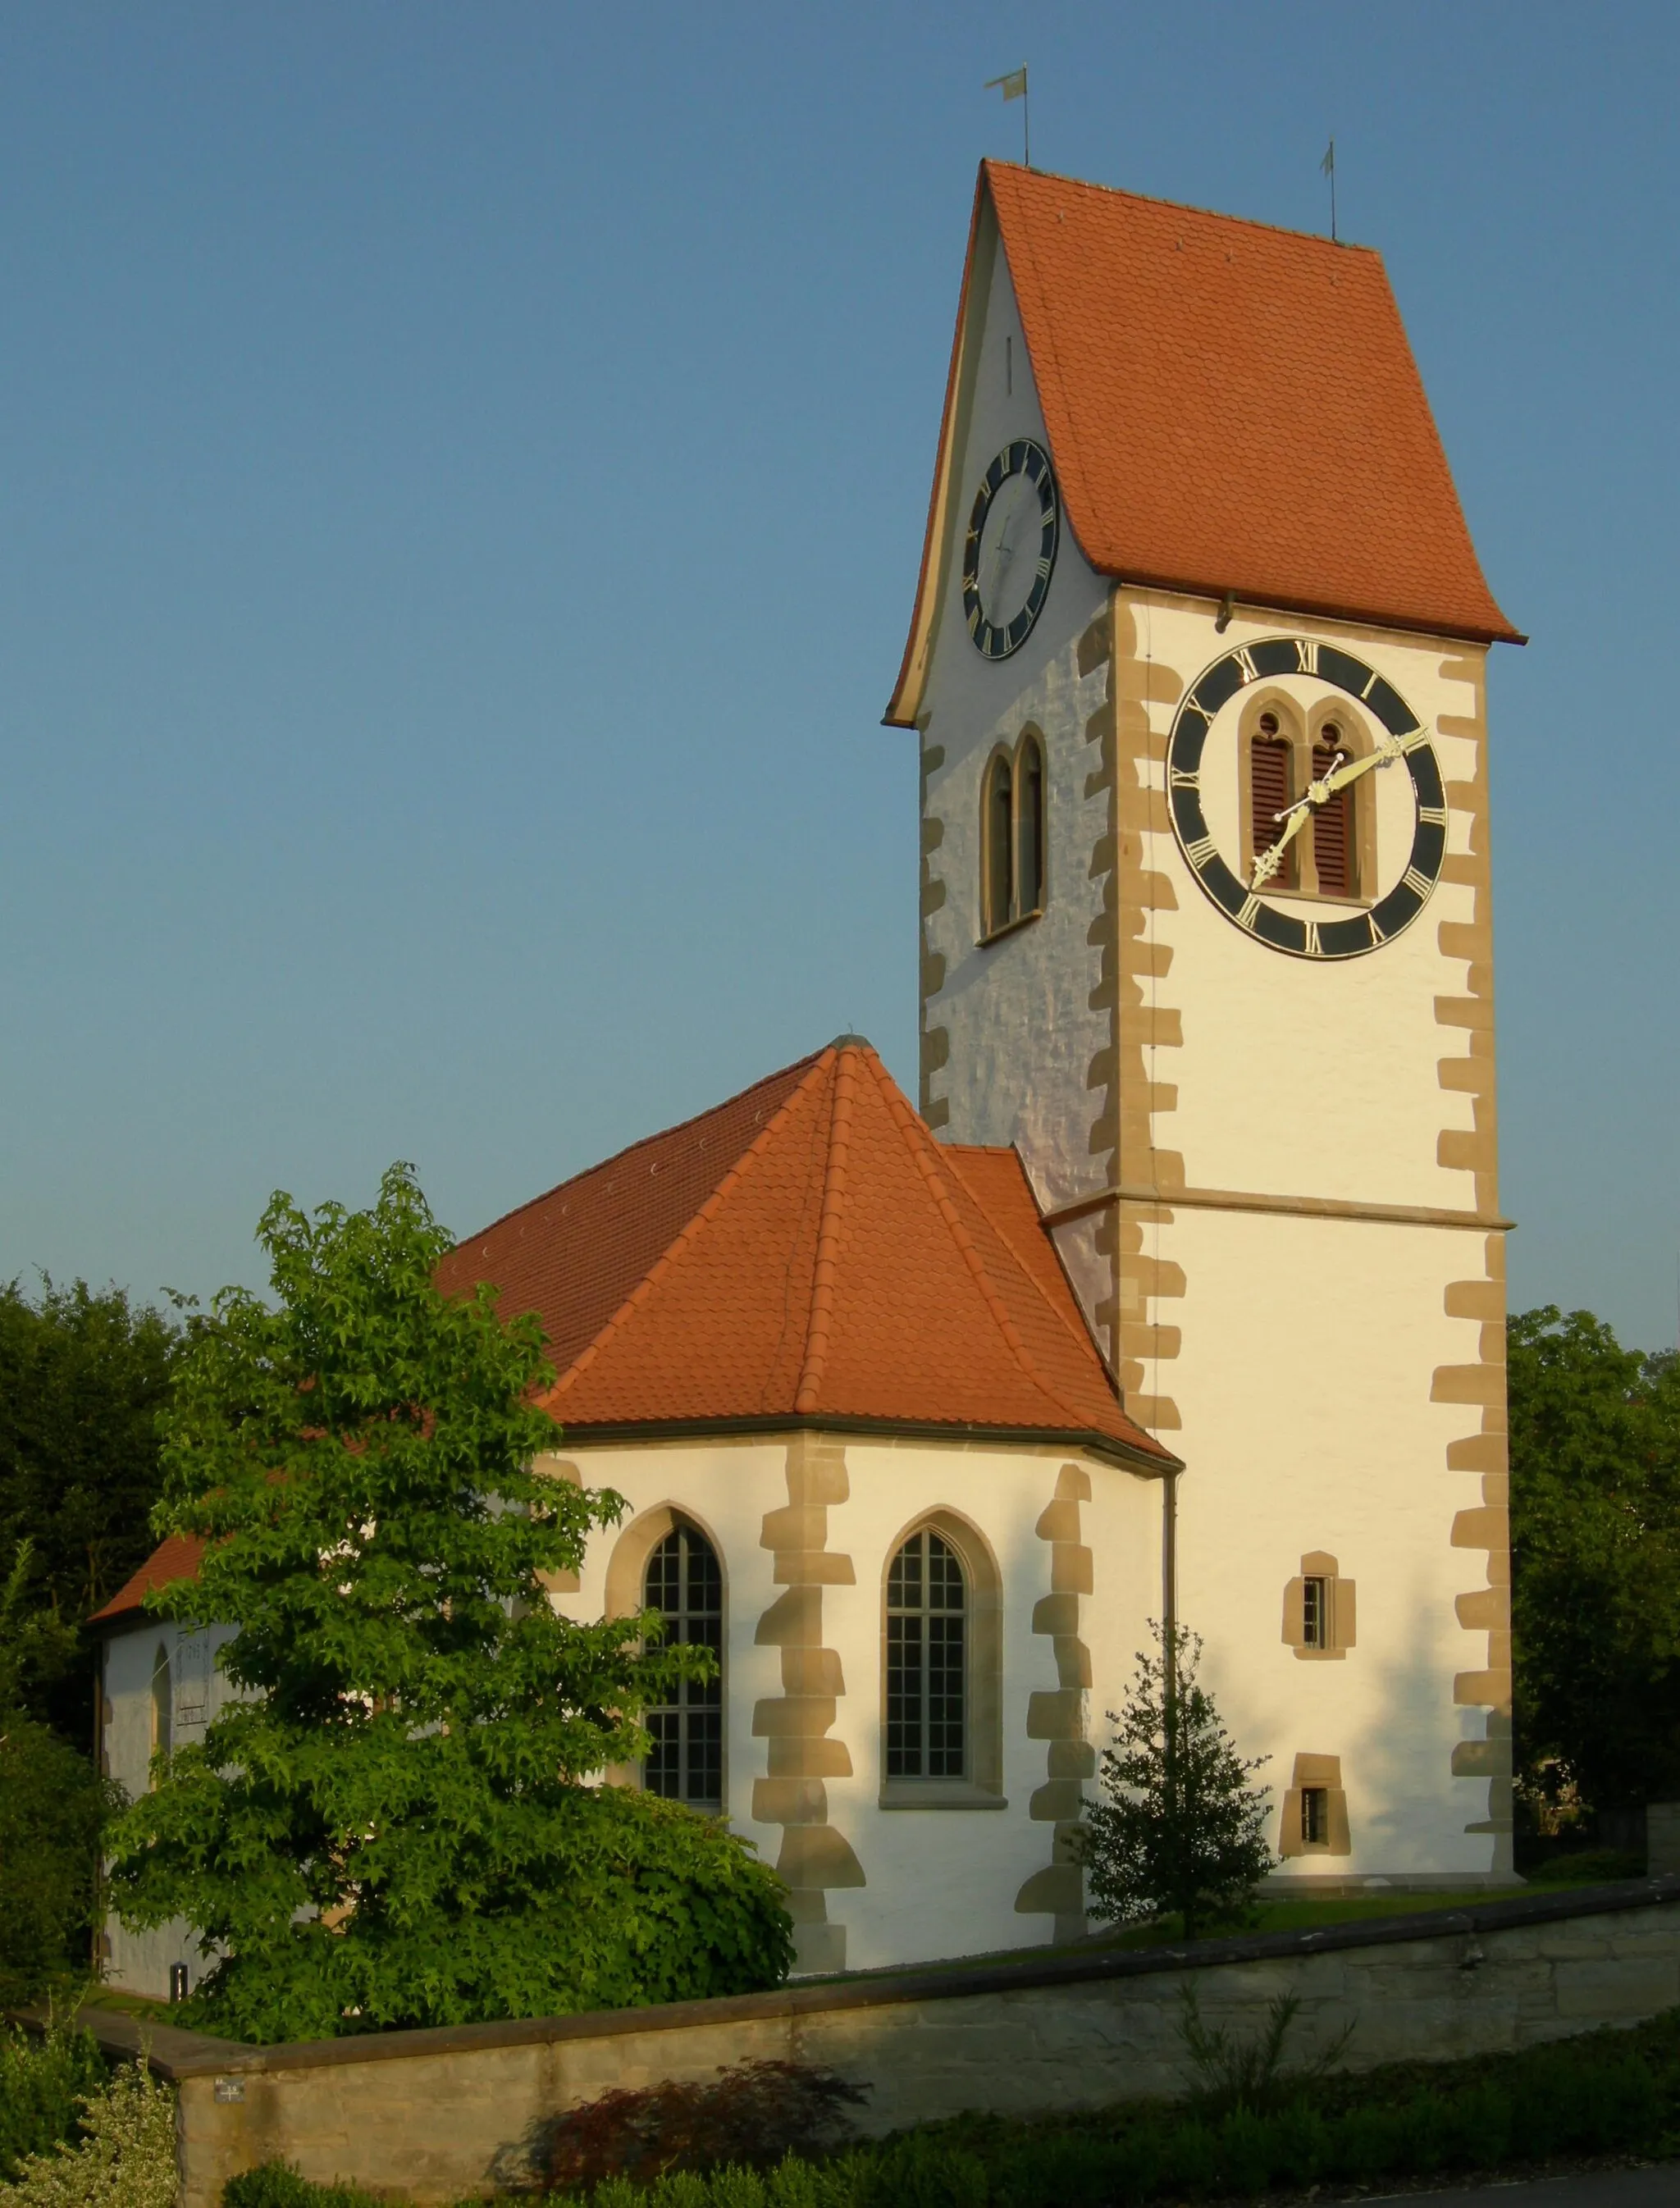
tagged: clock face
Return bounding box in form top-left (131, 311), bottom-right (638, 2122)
top-left (1166, 638), bottom-right (1447, 960)
top-left (962, 439), bottom-right (1059, 659)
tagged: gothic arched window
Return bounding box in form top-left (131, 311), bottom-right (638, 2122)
top-left (149, 1642), bottom-right (172, 1775)
top-left (886, 1527), bottom-right (966, 1778)
top-left (982, 751), bottom-right (1014, 937)
top-left (642, 1523), bottom-right (724, 1811)
top-left (1310, 719), bottom-right (1356, 898)
top-left (1016, 732), bottom-right (1046, 917)
top-left (1249, 710), bottom-right (1298, 891)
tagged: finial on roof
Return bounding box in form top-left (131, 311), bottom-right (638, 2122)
top-left (830, 1032), bottom-right (871, 1050)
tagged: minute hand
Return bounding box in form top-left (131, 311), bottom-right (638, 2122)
top-left (1320, 732), bottom-right (1413, 795)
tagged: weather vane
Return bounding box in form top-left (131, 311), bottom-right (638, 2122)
top-left (986, 65), bottom-right (1029, 168)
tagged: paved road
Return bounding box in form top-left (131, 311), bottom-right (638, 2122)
top-left (1365, 2170), bottom-right (1679, 2206)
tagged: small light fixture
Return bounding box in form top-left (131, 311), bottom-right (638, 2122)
top-left (1215, 591), bottom-right (1236, 633)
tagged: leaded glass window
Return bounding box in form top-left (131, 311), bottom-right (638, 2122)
top-left (642, 1525), bottom-right (724, 1811)
top-left (886, 1528), bottom-right (966, 1778)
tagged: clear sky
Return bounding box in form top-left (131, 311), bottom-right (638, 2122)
top-left (1, 3), bottom-right (1674, 1353)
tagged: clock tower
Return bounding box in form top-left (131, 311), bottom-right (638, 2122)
top-left (887, 164), bottom-right (1522, 1883)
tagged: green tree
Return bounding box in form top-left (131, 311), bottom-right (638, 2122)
top-left (0, 1277), bottom-right (181, 1741)
top-left (1079, 1622), bottom-right (1273, 1940)
top-left (0, 1544), bottom-right (120, 2006)
top-left (1508, 1305), bottom-right (1680, 1814)
top-left (105, 1164), bottom-right (792, 2042)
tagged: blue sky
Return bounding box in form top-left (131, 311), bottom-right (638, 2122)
top-left (0, 3), bottom-right (1674, 1351)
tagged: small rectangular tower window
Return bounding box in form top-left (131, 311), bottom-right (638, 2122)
top-left (1300, 1787), bottom-right (1328, 1845)
top-left (1284, 1551), bottom-right (1355, 1659)
top-left (1281, 1753), bottom-right (1351, 1856)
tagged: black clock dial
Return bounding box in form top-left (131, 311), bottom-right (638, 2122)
top-left (961, 439), bottom-right (1059, 659)
top-left (1166, 638), bottom-right (1446, 960)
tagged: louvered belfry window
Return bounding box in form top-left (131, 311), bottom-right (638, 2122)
top-left (1311, 723), bottom-right (1354, 898)
top-left (984, 754), bottom-right (1015, 934)
top-left (1250, 713), bottom-right (1296, 888)
top-left (642, 1525), bottom-right (724, 1811)
top-left (886, 1528), bottom-right (966, 1777)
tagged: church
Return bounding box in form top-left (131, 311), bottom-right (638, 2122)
top-left (94, 160), bottom-right (1520, 1991)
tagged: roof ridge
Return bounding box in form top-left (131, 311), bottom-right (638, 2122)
top-left (454, 1047), bottom-right (826, 1249)
top-left (984, 158), bottom-right (1383, 258)
top-left (546, 1049), bottom-right (836, 1405)
top-left (928, 1136), bottom-right (1128, 1436)
top-left (939, 1144), bottom-right (1124, 1387)
top-left (792, 1045), bottom-right (861, 1413)
top-left (865, 1052), bottom-right (1063, 1397)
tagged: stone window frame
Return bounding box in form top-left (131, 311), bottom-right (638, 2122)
top-left (1282, 1549), bottom-right (1358, 1662)
top-left (149, 1640), bottom-right (172, 1775)
top-left (604, 1503), bottom-right (731, 1816)
top-left (879, 1508), bottom-right (1005, 1809)
top-left (1280, 1750), bottom-right (1352, 1857)
top-left (1238, 687), bottom-right (1378, 906)
top-left (979, 726), bottom-right (1049, 944)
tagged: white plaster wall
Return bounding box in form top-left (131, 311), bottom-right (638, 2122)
top-left (550, 1437), bottom-right (1161, 1973)
top-left (1130, 594), bottom-right (1486, 1214)
top-left (100, 1618), bottom-right (236, 1999)
top-left (919, 228), bottom-right (1112, 1209)
top-left (1162, 1206), bottom-right (1495, 1877)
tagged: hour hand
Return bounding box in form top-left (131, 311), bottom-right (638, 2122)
top-left (1251, 803), bottom-right (1311, 889)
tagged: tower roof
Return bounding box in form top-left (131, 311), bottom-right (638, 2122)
top-left (887, 162), bottom-right (1519, 724)
top-left (439, 1039), bottom-right (1173, 1469)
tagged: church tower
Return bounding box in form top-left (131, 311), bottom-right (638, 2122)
top-left (887, 165), bottom-right (1521, 1881)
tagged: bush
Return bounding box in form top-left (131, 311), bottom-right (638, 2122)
top-left (222, 2168), bottom-right (380, 2208)
top-left (0, 2060), bottom-right (173, 2208)
top-left (543, 2061), bottom-right (868, 2187)
top-left (0, 2023), bottom-right (108, 2183)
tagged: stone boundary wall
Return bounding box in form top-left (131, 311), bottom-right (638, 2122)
top-left (70, 1878), bottom-right (1680, 2208)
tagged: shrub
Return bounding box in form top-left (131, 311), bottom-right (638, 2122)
top-left (546, 2061), bottom-right (868, 2187)
top-left (221, 2169), bottom-right (380, 2208)
top-left (0, 2023), bottom-right (108, 2182)
top-left (0, 2060), bottom-right (173, 2208)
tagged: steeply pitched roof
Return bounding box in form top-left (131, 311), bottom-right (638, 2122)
top-left (449, 1039), bottom-right (1172, 1469)
top-left (103, 1051), bottom-right (1173, 1613)
top-left (887, 163), bottom-right (1518, 723)
top-left (89, 1533), bottom-right (207, 1627)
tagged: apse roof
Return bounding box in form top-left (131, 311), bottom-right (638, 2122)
top-left (887, 162), bottom-right (1518, 724)
top-left (441, 1038), bottom-right (1172, 1469)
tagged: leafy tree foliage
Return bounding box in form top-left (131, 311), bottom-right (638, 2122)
top-left (0, 1546), bottom-right (120, 2005)
top-left (1079, 1623), bottom-right (1273, 1940)
top-left (0, 1278), bottom-right (180, 1741)
top-left (106, 1165), bottom-right (792, 2041)
top-left (1508, 1305), bottom-right (1680, 1813)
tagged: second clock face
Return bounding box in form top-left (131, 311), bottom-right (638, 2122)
top-left (962, 439), bottom-right (1059, 659)
top-left (1166, 638), bottom-right (1447, 960)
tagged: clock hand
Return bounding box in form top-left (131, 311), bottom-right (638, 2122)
top-left (1251, 802), bottom-right (1312, 888)
top-left (1321, 732), bottom-right (1413, 794)
top-left (1249, 751), bottom-right (1347, 888)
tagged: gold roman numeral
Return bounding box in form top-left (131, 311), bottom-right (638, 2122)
top-left (1237, 893), bottom-right (1262, 931)
top-left (1294, 639), bottom-right (1318, 673)
top-left (1234, 646), bottom-right (1259, 684)
top-left (1304, 919), bottom-right (1322, 956)
top-left (1185, 834), bottom-right (1219, 870)
top-left (1418, 804), bottom-right (1447, 827)
top-left (1402, 865), bottom-right (1434, 899)
top-left (1169, 766), bottom-right (1200, 789)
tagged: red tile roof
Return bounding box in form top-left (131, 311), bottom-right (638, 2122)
top-left (888, 163), bottom-right (1518, 723)
top-left (100, 1050), bottom-right (1174, 1612)
top-left (89, 1532), bottom-right (207, 1627)
top-left (454, 1040), bottom-right (1171, 1468)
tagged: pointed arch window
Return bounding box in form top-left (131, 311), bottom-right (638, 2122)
top-left (1310, 720), bottom-right (1355, 898)
top-left (886, 1528), bottom-right (966, 1777)
top-left (642, 1523), bottom-right (724, 1811)
top-left (149, 1642), bottom-right (172, 1777)
top-left (1249, 711), bottom-right (1298, 891)
top-left (980, 728), bottom-right (1048, 940)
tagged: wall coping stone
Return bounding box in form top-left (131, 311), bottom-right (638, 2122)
top-left (43, 1876), bottom-right (1680, 2085)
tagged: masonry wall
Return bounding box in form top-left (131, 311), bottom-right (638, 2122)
top-left (97, 1882), bottom-right (1680, 2208)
